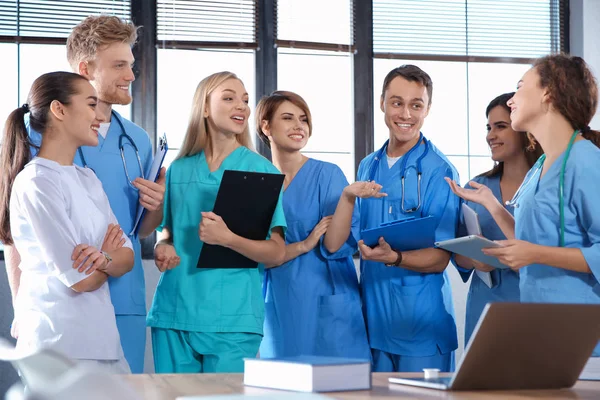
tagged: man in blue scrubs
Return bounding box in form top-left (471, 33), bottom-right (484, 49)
top-left (356, 65), bottom-right (460, 372)
top-left (4, 15), bottom-right (165, 373)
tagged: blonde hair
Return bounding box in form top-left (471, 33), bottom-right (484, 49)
top-left (177, 71), bottom-right (254, 159)
top-left (66, 15), bottom-right (138, 70)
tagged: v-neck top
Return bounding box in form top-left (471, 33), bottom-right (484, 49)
top-left (10, 157), bottom-right (132, 360)
top-left (147, 146), bottom-right (287, 334)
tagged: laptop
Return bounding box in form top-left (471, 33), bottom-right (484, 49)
top-left (389, 303), bottom-right (600, 390)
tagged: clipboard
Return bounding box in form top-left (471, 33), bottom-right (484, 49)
top-left (130, 133), bottom-right (168, 236)
top-left (360, 215), bottom-right (436, 251)
top-left (197, 170), bottom-right (285, 269)
top-left (435, 235), bottom-right (509, 270)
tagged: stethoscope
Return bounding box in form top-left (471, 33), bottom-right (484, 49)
top-left (368, 132), bottom-right (431, 213)
top-left (506, 130), bottom-right (580, 247)
top-left (78, 110), bottom-right (144, 189)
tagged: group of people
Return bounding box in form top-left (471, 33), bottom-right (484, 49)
top-left (1, 14), bottom-right (600, 376)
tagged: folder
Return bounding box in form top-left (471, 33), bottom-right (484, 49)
top-left (360, 215), bottom-right (436, 251)
top-left (130, 133), bottom-right (168, 236)
top-left (197, 170), bottom-right (285, 269)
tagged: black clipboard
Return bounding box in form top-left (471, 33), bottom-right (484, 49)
top-left (197, 170), bottom-right (285, 269)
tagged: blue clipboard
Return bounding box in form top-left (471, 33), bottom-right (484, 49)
top-left (130, 133), bottom-right (168, 236)
top-left (360, 215), bottom-right (436, 251)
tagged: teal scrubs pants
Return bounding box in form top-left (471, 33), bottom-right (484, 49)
top-left (152, 328), bottom-right (262, 373)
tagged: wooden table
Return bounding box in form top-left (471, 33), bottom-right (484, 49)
top-left (123, 373), bottom-right (600, 400)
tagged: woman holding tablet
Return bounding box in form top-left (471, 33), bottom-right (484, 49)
top-left (446, 54), bottom-right (600, 356)
top-left (452, 92), bottom-right (542, 346)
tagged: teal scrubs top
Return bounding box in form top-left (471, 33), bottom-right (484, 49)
top-left (454, 174), bottom-right (520, 346)
top-left (27, 111), bottom-right (152, 315)
top-left (515, 140), bottom-right (600, 355)
top-left (357, 136), bottom-right (460, 357)
top-left (146, 146), bottom-right (287, 335)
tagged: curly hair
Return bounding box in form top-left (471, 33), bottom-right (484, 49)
top-left (66, 15), bottom-right (138, 70)
top-left (534, 54), bottom-right (599, 146)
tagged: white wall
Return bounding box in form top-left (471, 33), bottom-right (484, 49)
top-left (571, 0), bottom-right (600, 129)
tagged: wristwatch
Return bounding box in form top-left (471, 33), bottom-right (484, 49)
top-left (385, 250), bottom-right (402, 267)
top-left (101, 251), bottom-right (113, 266)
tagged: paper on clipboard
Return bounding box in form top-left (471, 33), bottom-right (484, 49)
top-left (129, 133), bottom-right (168, 236)
top-left (462, 203), bottom-right (493, 288)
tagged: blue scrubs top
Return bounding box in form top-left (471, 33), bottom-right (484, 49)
top-left (260, 159), bottom-right (370, 359)
top-left (515, 140), bottom-right (600, 355)
top-left (454, 174), bottom-right (520, 346)
top-left (357, 137), bottom-right (460, 357)
top-left (27, 112), bottom-right (152, 315)
top-left (146, 147), bottom-right (287, 335)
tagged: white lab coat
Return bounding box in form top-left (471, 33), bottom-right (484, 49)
top-left (10, 157), bottom-right (131, 361)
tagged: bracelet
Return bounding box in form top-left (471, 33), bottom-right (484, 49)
top-left (101, 250), bottom-right (113, 265)
top-left (384, 250), bottom-right (403, 267)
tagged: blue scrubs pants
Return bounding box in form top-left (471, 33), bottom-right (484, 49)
top-left (152, 328), bottom-right (262, 373)
top-left (116, 315), bottom-right (146, 374)
top-left (372, 348), bottom-right (453, 372)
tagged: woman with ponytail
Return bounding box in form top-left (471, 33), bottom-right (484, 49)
top-left (0, 71), bottom-right (133, 372)
top-left (445, 54), bottom-right (600, 357)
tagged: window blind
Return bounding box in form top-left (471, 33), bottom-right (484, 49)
top-left (276, 0), bottom-right (354, 48)
top-left (0, 0), bottom-right (130, 38)
top-left (373, 0), bottom-right (567, 59)
top-left (157, 0), bottom-right (257, 44)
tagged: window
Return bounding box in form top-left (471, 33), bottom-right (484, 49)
top-left (372, 0), bottom-right (566, 182)
top-left (373, 59), bottom-right (531, 182)
top-left (157, 49), bottom-right (256, 166)
top-left (275, 0), bottom-right (355, 181)
top-left (373, 0), bottom-right (565, 59)
top-left (156, 1), bottom-right (258, 168)
top-left (0, 0), bottom-right (130, 38)
top-left (277, 0), bottom-right (353, 46)
top-left (157, 0), bottom-right (256, 44)
top-left (278, 49), bottom-right (355, 181)
top-left (0, 43), bottom-right (18, 125)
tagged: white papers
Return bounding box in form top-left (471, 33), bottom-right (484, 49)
top-left (129, 134), bottom-right (168, 236)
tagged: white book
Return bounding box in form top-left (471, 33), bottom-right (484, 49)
top-left (243, 356), bottom-right (371, 393)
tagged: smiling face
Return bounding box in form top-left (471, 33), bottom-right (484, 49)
top-left (205, 78), bottom-right (250, 136)
top-left (486, 105), bottom-right (524, 163)
top-left (261, 100), bottom-right (310, 152)
top-left (507, 67), bottom-right (548, 133)
top-left (62, 80), bottom-right (102, 147)
top-left (380, 76), bottom-right (430, 144)
top-left (83, 42), bottom-right (135, 106)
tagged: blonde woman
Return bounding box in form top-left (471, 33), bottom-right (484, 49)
top-left (147, 72), bottom-right (287, 373)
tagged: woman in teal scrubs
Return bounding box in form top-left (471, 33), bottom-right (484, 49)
top-left (447, 54), bottom-right (600, 356)
top-left (255, 91), bottom-right (374, 360)
top-left (147, 72), bottom-right (287, 373)
top-left (453, 92), bottom-right (542, 346)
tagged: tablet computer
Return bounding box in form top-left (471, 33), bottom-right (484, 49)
top-left (435, 235), bottom-right (509, 269)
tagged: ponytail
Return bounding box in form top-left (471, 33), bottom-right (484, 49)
top-left (581, 126), bottom-right (600, 148)
top-left (0, 71), bottom-right (88, 245)
top-left (0, 107), bottom-right (33, 245)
